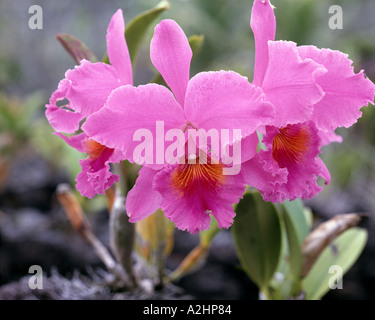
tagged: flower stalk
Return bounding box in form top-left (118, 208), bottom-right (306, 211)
top-left (56, 184), bottom-right (131, 287)
top-left (109, 188), bottom-right (138, 288)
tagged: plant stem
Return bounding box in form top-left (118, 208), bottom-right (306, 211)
top-left (109, 189), bottom-right (138, 288)
top-left (56, 184), bottom-right (130, 286)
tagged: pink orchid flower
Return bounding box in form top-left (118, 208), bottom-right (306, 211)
top-left (45, 9), bottom-right (132, 198)
top-left (83, 19), bottom-right (275, 233)
top-left (243, 0), bottom-right (375, 202)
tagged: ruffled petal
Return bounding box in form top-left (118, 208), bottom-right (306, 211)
top-left (154, 163), bottom-right (246, 233)
top-left (276, 158), bottom-right (322, 201)
top-left (250, 0), bottom-right (276, 86)
top-left (45, 79), bottom-right (85, 134)
top-left (126, 167), bottom-right (162, 223)
top-left (82, 84), bottom-right (186, 168)
top-left (54, 132), bottom-right (86, 153)
top-left (184, 71), bottom-right (274, 137)
top-left (205, 172), bottom-right (246, 229)
top-left (63, 60), bottom-right (121, 117)
top-left (154, 165), bottom-right (211, 233)
top-left (253, 122), bottom-right (326, 202)
top-left (318, 129), bottom-right (343, 147)
top-left (150, 19), bottom-right (192, 107)
top-left (107, 9), bottom-right (133, 85)
top-left (261, 41), bottom-right (326, 127)
top-left (242, 153), bottom-right (288, 203)
top-left (298, 46), bottom-right (375, 131)
top-left (76, 148), bottom-right (121, 198)
top-left (316, 156), bottom-right (331, 185)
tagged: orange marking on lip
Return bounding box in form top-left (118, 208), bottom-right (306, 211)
top-left (171, 157), bottom-right (225, 197)
top-left (83, 139), bottom-right (106, 159)
top-left (272, 124), bottom-right (311, 167)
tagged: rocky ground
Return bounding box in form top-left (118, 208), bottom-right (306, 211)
top-left (0, 150), bottom-right (257, 300)
top-left (1, 150), bottom-right (375, 300)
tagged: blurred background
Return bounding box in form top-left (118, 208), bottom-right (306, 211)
top-left (1, 0), bottom-right (375, 299)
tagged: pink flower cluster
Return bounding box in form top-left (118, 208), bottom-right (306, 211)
top-left (46, 1), bottom-right (375, 233)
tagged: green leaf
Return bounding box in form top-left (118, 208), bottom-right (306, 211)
top-left (281, 208), bottom-right (303, 296)
top-left (303, 227), bottom-right (367, 300)
top-left (56, 33), bottom-right (97, 64)
top-left (267, 203), bottom-right (304, 300)
top-left (301, 213), bottom-right (361, 277)
top-left (281, 199), bottom-right (309, 244)
top-left (102, 1), bottom-right (170, 65)
top-left (232, 192), bottom-right (282, 291)
top-left (126, 0), bottom-right (170, 64)
top-left (187, 34), bottom-right (205, 59)
top-left (152, 34), bottom-right (205, 86)
top-left (135, 209), bottom-right (173, 261)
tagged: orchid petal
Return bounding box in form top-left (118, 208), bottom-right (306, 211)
top-left (316, 156), bottom-right (331, 185)
top-left (76, 148), bottom-right (120, 198)
top-left (150, 19), bottom-right (192, 107)
top-left (63, 60), bottom-right (121, 117)
top-left (318, 129), bottom-right (343, 147)
top-left (54, 132), bottom-right (86, 153)
top-left (126, 167), bottom-right (162, 222)
top-left (184, 71), bottom-right (274, 137)
top-left (107, 9), bottom-right (133, 85)
top-left (82, 84), bottom-right (186, 168)
top-left (252, 122), bottom-right (324, 202)
top-left (45, 79), bottom-right (85, 134)
top-left (261, 41), bottom-right (326, 127)
top-left (298, 46), bottom-right (375, 131)
top-left (242, 154), bottom-right (288, 203)
top-left (154, 164), bottom-right (245, 233)
top-left (250, 0), bottom-right (276, 86)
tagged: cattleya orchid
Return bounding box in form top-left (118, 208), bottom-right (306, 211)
top-left (243, 0), bottom-right (375, 202)
top-left (45, 9), bottom-right (132, 198)
top-left (83, 19), bottom-right (275, 233)
top-left (43, 1), bottom-right (372, 300)
top-left (46, 1), bottom-right (375, 234)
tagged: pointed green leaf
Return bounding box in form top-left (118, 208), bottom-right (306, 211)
top-left (152, 34), bottom-right (205, 86)
top-left (269, 199), bottom-right (307, 298)
top-left (56, 33), bottom-right (97, 64)
top-left (281, 199), bottom-right (309, 244)
top-left (265, 203), bottom-right (304, 300)
top-left (232, 192), bottom-right (282, 290)
top-left (303, 227), bottom-right (367, 300)
top-left (126, 0), bottom-right (170, 64)
top-left (267, 232), bottom-right (295, 300)
top-left (280, 207), bottom-right (303, 296)
top-left (135, 209), bottom-right (173, 261)
top-left (187, 34), bottom-right (205, 59)
top-left (102, 1), bottom-right (170, 65)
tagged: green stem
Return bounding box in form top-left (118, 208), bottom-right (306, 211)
top-left (119, 161), bottom-right (129, 196)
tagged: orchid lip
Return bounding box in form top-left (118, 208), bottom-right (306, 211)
top-left (83, 139), bottom-right (107, 160)
top-left (170, 154), bottom-right (225, 197)
top-left (271, 124), bottom-right (311, 168)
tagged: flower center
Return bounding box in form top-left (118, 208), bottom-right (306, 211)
top-left (171, 157), bottom-right (225, 197)
top-left (83, 139), bottom-right (106, 160)
top-left (272, 124), bottom-right (311, 167)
